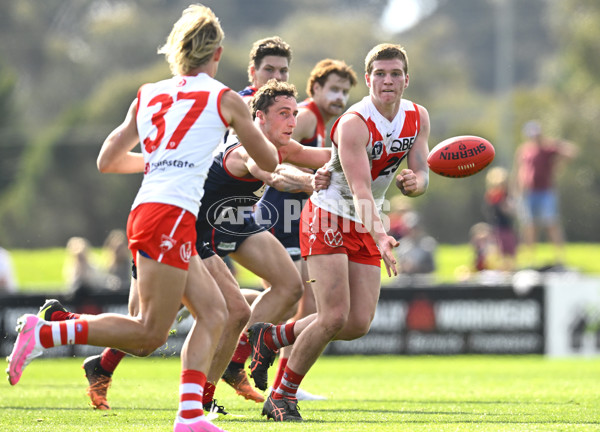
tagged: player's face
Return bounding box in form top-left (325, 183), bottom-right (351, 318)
top-left (259, 96), bottom-right (298, 147)
top-left (312, 74), bottom-right (352, 118)
top-left (252, 56), bottom-right (290, 88)
top-left (366, 59), bottom-right (409, 105)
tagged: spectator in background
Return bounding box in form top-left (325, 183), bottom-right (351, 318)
top-left (514, 120), bottom-right (578, 266)
top-left (63, 236), bottom-right (116, 296)
top-left (468, 222), bottom-right (501, 273)
top-left (483, 167), bottom-right (518, 272)
top-left (0, 244), bottom-right (17, 293)
top-left (395, 211), bottom-right (437, 285)
top-left (387, 194), bottom-right (413, 241)
top-left (102, 229), bottom-right (132, 292)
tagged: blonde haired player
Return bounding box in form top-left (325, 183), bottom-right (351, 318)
top-left (7, 5), bottom-right (277, 432)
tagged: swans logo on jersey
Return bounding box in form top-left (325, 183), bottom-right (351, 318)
top-left (371, 141), bottom-right (384, 159)
top-left (160, 234), bottom-right (177, 252)
top-left (179, 241), bottom-right (192, 263)
top-left (176, 78), bottom-right (187, 87)
top-left (324, 228), bottom-right (343, 248)
top-left (206, 196), bottom-right (279, 235)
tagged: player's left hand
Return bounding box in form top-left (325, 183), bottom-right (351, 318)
top-left (377, 234), bottom-right (400, 277)
top-left (313, 166), bottom-right (331, 191)
top-left (396, 169), bottom-right (418, 196)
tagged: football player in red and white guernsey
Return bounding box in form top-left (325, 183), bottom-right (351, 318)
top-left (7, 6), bottom-right (277, 432)
top-left (259, 59), bottom-right (358, 400)
top-left (249, 43), bottom-right (430, 422)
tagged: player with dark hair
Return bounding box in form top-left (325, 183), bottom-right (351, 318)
top-left (240, 36), bottom-right (292, 102)
top-left (255, 59), bottom-right (358, 400)
top-left (249, 43), bottom-right (431, 421)
top-left (196, 82), bottom-right (330, 397)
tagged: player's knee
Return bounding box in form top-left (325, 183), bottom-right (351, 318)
top-left (340, 320), bottom-right (371, 340)
top-left (319, 310), bottom-right (348, 337)
top-left (210, 296), bottom-right (229, 329)
top-left (228, 298), bottom-right (251, 331)
top-left (333, 311), bottom-right (374, 340)
top-left (136, 331), bottom-right (170, 356)
top-left (272, 270), bottom-right (304, 304)
top-left (288, 280), bottom-right (304, 304)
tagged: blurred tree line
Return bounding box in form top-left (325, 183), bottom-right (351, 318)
top-left (0, 0), bottom-right (597, 247)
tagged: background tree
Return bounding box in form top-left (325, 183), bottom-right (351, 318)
top-left (0, 0), bottom-right (597, 247)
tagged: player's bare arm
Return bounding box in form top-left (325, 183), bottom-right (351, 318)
top-left (336, 114), bottom-right (399, 276)
top-left (222, 89), bottom-right (278, 173)
top-left (281, 140), bottom-right (331, 169)
top-left (97, 99), bottom-right (145, 174)
top-left (247, 159), bottom-right (315, 194)
top-left (396, 104), bottom-right (430, 196)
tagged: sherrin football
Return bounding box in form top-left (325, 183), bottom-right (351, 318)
top-left (427, 135), bottom-right (495, 178)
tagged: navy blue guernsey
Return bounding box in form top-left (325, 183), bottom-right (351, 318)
top-left (195, 141), bottom-right (267, 255)
top-left (238, 85), bottom-right (258, 98)
top-left (254, 99), bottom-right (325, 258)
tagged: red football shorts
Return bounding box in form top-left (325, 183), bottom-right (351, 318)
top-left (127, 203), bottom-right (198, 271)
top-left (300, 199), bottom-right (381, 267)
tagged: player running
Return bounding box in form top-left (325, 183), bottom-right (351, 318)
top-left (249, 43), bottom-right (431, 421)
top-left (254, 59), bottom-right (357, 400)
top-left (7, 6), bottom-right (278, 432)
top-left (197, 82), bottom-right (331, 399)
top-left (220, 36), bottom-right (293, 402)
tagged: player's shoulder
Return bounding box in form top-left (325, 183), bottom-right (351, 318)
top-left (296, 104), bottom-right (317, 126)
top-left (399, 98), bottom-right (427, 114)
top-left (238, 86), bottom-right (258, 97)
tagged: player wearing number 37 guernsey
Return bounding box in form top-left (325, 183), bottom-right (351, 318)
top-left (6, 6), bottom-right (278, 432)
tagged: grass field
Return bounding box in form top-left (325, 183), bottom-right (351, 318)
top-left (9, 243), bottom-right (600, 292)
top-left (1, 356), bottom-right (599, 431)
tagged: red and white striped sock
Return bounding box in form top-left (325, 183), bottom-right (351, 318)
top-left (272, 357), bottom-right (288, 390)
top-left (265, 322), bottom-right (296, 350)
top-left (39, 320), bottom-right (88, 348)
top-left (272, 365), bottom-right (304, 400)
top-left (176, 369), bottom-right (206, 424)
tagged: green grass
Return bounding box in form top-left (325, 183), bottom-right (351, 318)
top-left (9, 243), bottom-right (600, 292)
top-left (1, 356), bottom-right (599, 431)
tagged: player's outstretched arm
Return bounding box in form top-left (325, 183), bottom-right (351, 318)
top-left (396, 104), bottom-right (430, 197)
top-left (97, 99), bottom-right (144, 174)
top-left (336, 114), bottom-right (398, 276)
top-left (284, 141), bottom-right (331, 170)
top-left (222, 90), bottom-right (278, 173)
top-left (247, 160), bottom-right (315, 194)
